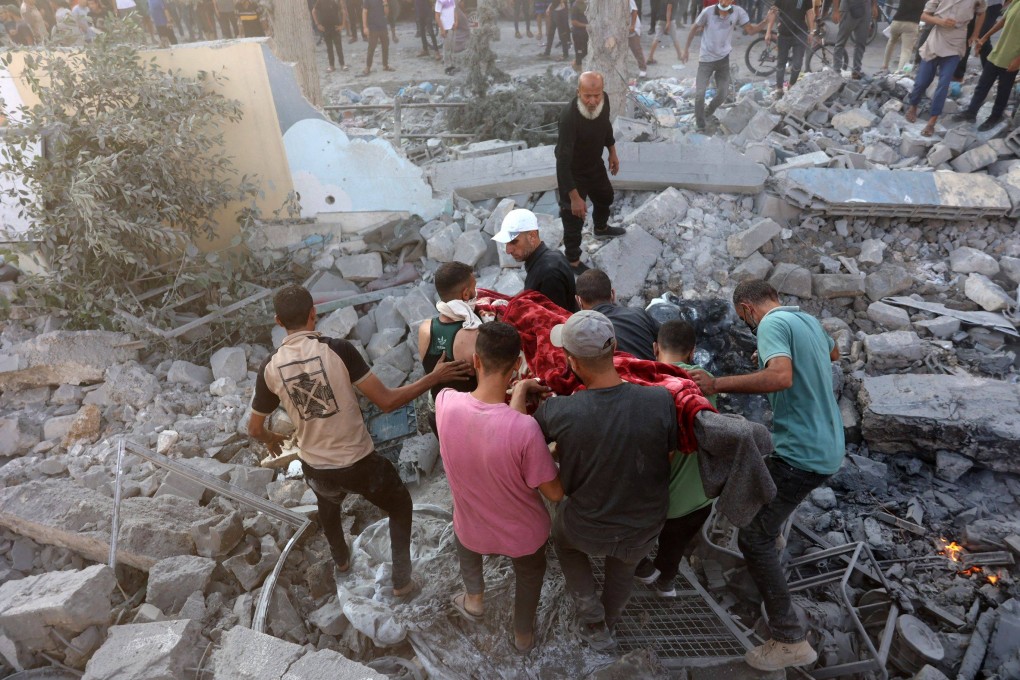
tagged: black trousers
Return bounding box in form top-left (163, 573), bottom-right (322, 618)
top-left (322, 29), bottom-right (345, 67)
top-left (954, 4), bottom-right (1000, 79)
top-left (637, 505), bottom-right (712, 582)
top-left (416, 0), bottom-right (439, 51)
top-left (572, 26), bottom-right (588, 64)
top-left (965, 60), bottom-right (1019, 121)
top-left (558, 168), bottom-right (614, 263)
top-left (454, 536), bottom-right (548, 635)
top-left (775, 32), bottom-right (807, 88)
top-left (302, 452), bottom-right (413, 588)
top-left (544, 7), bottom-right (570, 57)
top-left (346, 0), bottom-right (363, 37)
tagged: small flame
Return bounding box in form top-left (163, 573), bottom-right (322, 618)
top-left (938, 539), bottom-right (965, 563)
top-left (958, 566), bottom-right (983, 577)
top-left (988, 574), bottom-right (1000, 585)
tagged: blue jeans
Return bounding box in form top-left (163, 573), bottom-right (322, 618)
top-left (908, 54), bottom-right (962, 118)
top-left (738, 456), bottom-right (831, 644)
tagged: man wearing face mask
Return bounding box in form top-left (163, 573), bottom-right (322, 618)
top-left (689, 280), bottom-right (843, 672)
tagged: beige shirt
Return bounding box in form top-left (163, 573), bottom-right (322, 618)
top-left (919, 0), bottom-right (986, 60)
top-left (253, 331), bottom-right (376, 469)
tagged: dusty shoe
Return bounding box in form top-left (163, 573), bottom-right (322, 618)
top-left (593, 225), bottom-right (626, 239)
top-left (651, 575), bottom-right (676, 598)
top-left (745, 639), bottom-right (818, 671)
top-left (577, 621), bottom-right (617, 651)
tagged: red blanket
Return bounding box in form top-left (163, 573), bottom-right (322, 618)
top-left (485, 289), bottom-right (715, 453)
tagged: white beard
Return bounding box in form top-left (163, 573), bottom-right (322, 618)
top-left (577, 98), bottom-right (605, 120)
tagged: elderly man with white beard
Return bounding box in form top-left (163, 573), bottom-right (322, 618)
top-left (554, 71), bottom-right (625, 276)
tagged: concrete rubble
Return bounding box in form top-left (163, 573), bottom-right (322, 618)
top-left (1, 40), bottom-right (1020, 680)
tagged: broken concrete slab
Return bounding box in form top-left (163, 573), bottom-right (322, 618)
top-left (336, 253), bottom-right (384, 282)
top-left (964, 273), bottom-right (1016, 312)
top-left (727, 218), bottom-right (782, 259)
top-left (592, 227), bottom-right (663, 301)
top-left (167, 360), bottom-right (213, 389)
top-left (0, 564), bottom-right (115, 661)
top-left (210, 347), bottom-right (247, 382)
top-left (774, 69), bottom-right (844, 118)
top-left (866, 266), bottom-right (914, 301)
top-left (913, 315), bottom-right (961, 339)
top-left (950, 143), bottom-right (997, 173)
top-left (732, 252), bottom-right (773, 282)
top-left (104, 361), bottom-right (160, 409)
top-left (453, 230), bottom-right (488, 267)
top-left (863, 331), bottom-right (925, 370)
top-left (859, 374), bottom-right (1020, 472)
top-left (768, 262), bottom-right (813, 299)
top-left (0, 479), bottom-right (218, 571)
top-left (0, 330), bottom-right (140, 391)
top-left (622, 187), bottom-right (689, 234)
top-left (212, 624), bottom-right (385, 680)
top-left (950, 246), bottom-right (1000, 276)
top-left (832, 107), bottom-right (877, 136)
top-left (782, 169), bottom-right (1012, 219)
top-left (813, 274), bottom-right (866, 298)
top-left (317, 305), bottom-right (359, 339)
top-left (429, 141), bottom-right (768, 200)
top-left (867, 301), bottom-right (912, 331)
top-left (146, 555), bottom-right (216, 613)
top-left (82, 619), bottom-right (203, 680)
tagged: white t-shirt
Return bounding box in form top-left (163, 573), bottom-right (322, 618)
top-left (115, 0), bottom-right (136, 10)
top-left (629, 0), bottom-right (641, 35)
top-left (435, 0), bottom-right (455, 30)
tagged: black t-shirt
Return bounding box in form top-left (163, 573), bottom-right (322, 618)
top-left (535, 382), bottom-right (676, 543)
top-left (893, 0), bottom-right (924, 22)
top-left (314, 0), bottom-right (341, 28)
top-left (363, 0), bottom-right (386, 31)
top-left (524, 242), bottom-right (579, 313)
top-left (570, 2), bottom-right (587, 27)
top-left (593, 302), bottom-right (660, 362)
top-left (772, 0), bottom-right (811, 36)
top-left (555, 95), bottom-right (615, 195)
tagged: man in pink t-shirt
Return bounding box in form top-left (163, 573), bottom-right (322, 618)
top-left (435, 322), bottom-right (563, 653)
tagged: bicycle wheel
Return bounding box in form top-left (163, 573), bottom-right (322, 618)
top-left (745, 36), bottom-right (778, 77)
top-left (806, 43), bottom-right (834, 72)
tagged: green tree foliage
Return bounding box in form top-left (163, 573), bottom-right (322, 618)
top-left (448, 72), bottom-right (576, 146)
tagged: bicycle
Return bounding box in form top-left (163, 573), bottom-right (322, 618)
top-left (745, 28), bottom-right (779, 77)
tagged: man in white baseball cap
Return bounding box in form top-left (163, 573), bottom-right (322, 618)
top-left (492, 208), bottom-right (578, 312)
top-left (511, 309), bottom-right (676, 650)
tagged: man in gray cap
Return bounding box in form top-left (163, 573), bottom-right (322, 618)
top-left (511, 310), bottom-right (676, 650)
top-left (493, 208), bottom-right (578, 312)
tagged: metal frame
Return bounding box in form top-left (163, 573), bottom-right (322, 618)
top-left (785, 541), bottom-right (899, 680)
top-left (105, 436), bottom-right (311, 634)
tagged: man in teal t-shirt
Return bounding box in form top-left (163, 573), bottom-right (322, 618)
top-left (691, 280), bottom-right (843, 673)
top-left (634, 319), bottom-right (714, 597)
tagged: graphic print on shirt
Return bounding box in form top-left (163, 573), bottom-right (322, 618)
top-left (278, 357), bottom-right (340, 420)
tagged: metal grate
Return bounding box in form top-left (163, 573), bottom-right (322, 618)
top-left (591, 560), bottom-right (751, 666)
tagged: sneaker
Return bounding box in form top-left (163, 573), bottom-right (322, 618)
top-left (651, 575), bottom-right (676, 598)
top-left (634, 559), bottom-right (660, 583)
top-left (978, 116), bottom-right (1003, 132)
top-left (638, 69), bottom-right (647, 77)
top-left (745, 639), bottom-right (818, 671)
top-left (578, 621), bottom-right (618, 651)
top-left (952, 111), bottom-right (977, 123)
top-left (569, 260), bottom-right (590, 275)
top-left (593, 225), bottom-right (626, 239)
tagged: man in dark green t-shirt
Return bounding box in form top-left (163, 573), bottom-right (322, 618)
top-left (691, 280), bottom-right (843, 673)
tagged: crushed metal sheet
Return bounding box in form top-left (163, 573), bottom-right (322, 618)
top-left (882, 296), bottom-right (1019, 337)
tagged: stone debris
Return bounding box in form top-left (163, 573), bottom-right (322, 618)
top-left (146, 555), bottom-right (217, 613)
top-left (211, 625), bottom-right (385, 680)
top-left (0, 331), bottom-right (139, 391)
top-left (82, 619), bottom-right (203, 680)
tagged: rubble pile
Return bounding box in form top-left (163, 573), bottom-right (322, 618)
top-left (2, 67), bottom-right (1020, 679)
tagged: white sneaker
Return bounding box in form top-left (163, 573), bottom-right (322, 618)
top-left (638, 70), bottom-right (647, 77)
top-left (745, 639), bottom-right (818, 671)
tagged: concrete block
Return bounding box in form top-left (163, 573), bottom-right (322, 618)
top-left (592, 227), bottom-right (663, 300)
top-left (0, 330), bottom-right (140, 391)
top-left (935, 451), bottom-right (973, 483)
top-left (727, 218), bottom-right (782, 259)
top-left (0, 564), bottom-right (116, 659)
top-left (453, 230), bottom-right (488, 267)
top-left (43, 413), bottom-right (78, 442)
top-left (308, 601), bottom-right (348, 636)
top-left (943, 128), bottom-right (974, 154)
top-left (482, 197), bottom-right (515, 236)
top-left (282, 649), bottom-right (387, 680)
top-left (622, 187), bottom-right (689, 235)
top-left (425, 223), bottom-right (461, 263)
top-left (863, 331), bottom-right (925, 370)
top-left (336, 253), bottom-right (383, 282)
top-left (913, 315), bottom-right (961, 339)
top-left (82, 619), bottom-right (202, 680)
top-left (768, 263), bottom-right (813, 299)
top-left (212, 625), bottom-right (303, 680)
top-left (395, 287), bottom-right (437, 328)
top-left (0, 479), bottom-right (218, 571)
top-left (863, 142), bottom-right (898, 166)
top-left (859, 374), bottom-right (1020, 471)
top-left (832, 107), bottom-right (877, 136)
top-left (167, 360), bottom-right (213, 388)
top-left (867, 301), bottom-right (912, 331)
top-left (858, 239), bottom-right (886, 265)
top-left (317, 305), bottom-right (359, 339)
top-left (1001, 256), bottom-right (1020, 284)
top-left (719, 97), bottom-right (759, 135)
top-left (813, 274), bottom-right (866, 298)
top-left (493, 270), bottom-right (524, 296)
top-left (190, 512), bottom-right (243, 559)
top-left (950, 246), bottom-right (1000, 276)
top-left (210, 347), bottom-right (247, 382)
top-left (366, 328), bottom-right (407, 360)
top-left (741, 109), bottom-right (781, 142)
top-left (104, 361), bottom-right (160, 409)
top-left (927, 142), bottom-right (953, 166)
top-left (775, 69), bottom-right (844, 117)
top-left (731, 252), bottom-right (773, 282)
top-left (866, 265), bottom-right (914, 301)
top-left (210, 377), bottom-right (237, 396)
top-left (964, 273), bottom-right (1015, 312)
top-left (950, 143), bottom-right (997, 173)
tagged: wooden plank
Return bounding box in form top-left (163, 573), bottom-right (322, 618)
top-left (874, 511), bottom-right (926, 536)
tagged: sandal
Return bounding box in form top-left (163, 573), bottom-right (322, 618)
top-left (450, 592), bottom-right (484, 622)
top-left (646, 58), bottom-right (657, 64)
top-left (393, 577), bottom-right (422, 602)
top-left (383, 65), bottom-right (396, 72)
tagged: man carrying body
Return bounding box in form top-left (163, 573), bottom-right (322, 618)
top-left (493, 208), bottom-right (579, 313)
top-left (515, 310), bottom-right (676, 650)
top-left (418, 261), bottom-right (480, 431)
top-left (765, 0), bottom-right (816, 97)
top-left (683, 0), bottom-right (766, 132)
top-left (554, 71), bottom-right (625, 275)
top-left (831, 0), bottom-right (878, 79)
top-left (690, 280), bottom-right (844, 671)
top-left (249, 285), bottom-right (472, 598)
top-left (634, 320), bottom-right (714, 596)
top-left (437, 322), bottom-right (564, 652)
top-left (575, 268), bottom-right (659, 361)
